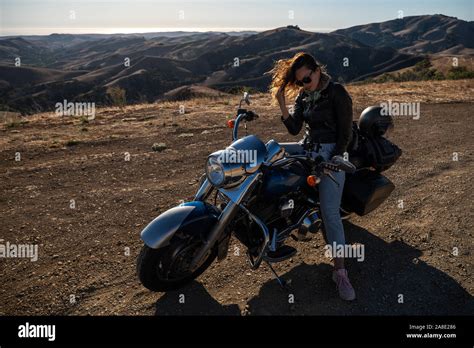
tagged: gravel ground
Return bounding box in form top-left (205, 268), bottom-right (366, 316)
top-left (1, 81), bottom-right (473, 315)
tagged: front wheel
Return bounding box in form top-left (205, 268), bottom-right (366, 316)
top-left (137, 239), bottom-right (217, 292)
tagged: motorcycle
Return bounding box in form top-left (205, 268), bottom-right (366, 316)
top-left (137, 92), bottom-right (397, 291)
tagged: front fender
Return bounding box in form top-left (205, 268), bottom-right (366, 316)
top-left (140, 201), bottom-right (218, 249)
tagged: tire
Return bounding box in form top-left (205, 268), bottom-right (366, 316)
top-left (137, 240), bottom-right (217, 292)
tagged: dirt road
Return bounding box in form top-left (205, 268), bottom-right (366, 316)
top-left (1, 80), bottom-right (473, 315)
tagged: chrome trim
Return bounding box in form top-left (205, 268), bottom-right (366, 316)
top-left (269, 228), bottom-right (278, 252)
top-left (194, 178), bottom-right (213, 201)
top-left (276, 208), bottom-right (313, 243)
top-left (189, 200), bottom-right (239, 270)
top-left (298, 210), bottom-right (322, 235)
top-left (232, 113), bottom-right (246, 141)
top-left (189, 173), bottom-right (262, 270)
top-left (239, 204), bottom-right (270, 269)
top-left (264, 139), bottom-right (285, 164)
top-left (206, 135), bottom-right (266, 188)
top-left (217, 172), bottom-right (261, 205)
top-left (227, 135), bottom-right (267, 174)
top-left (207, 150), bottom-right (247, 188)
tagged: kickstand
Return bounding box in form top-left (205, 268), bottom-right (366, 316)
top-left (265, 260), bottom-right (291, 291)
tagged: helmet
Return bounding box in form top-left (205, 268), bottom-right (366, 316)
top-left (358, 106), bottom-right (394, 137)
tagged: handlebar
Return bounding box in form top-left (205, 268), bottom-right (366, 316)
top-left (330, 155), bottom-right (357, 174)
top-left (232, 110), bottom-right (259, 141)
top-left (270, 154), bottom-right (356, 174)
top-left (228, 105), bottom-right (354, 175)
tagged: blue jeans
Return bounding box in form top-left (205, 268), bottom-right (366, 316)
top-left (311, 143), bottom-right (346, 247)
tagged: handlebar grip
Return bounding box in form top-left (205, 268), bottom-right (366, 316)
top-left (244, 111), bottom-right (258, 121)
top-left (323, 163), bottom-right (341, 172)
top-left (331, 155), bottom-right (357, 173)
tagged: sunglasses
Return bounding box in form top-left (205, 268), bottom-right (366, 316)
top-left (295, 70), bottom-right (314, 86)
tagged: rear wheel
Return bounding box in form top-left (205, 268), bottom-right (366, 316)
top-left (137, 236), bottom-right (217, 292)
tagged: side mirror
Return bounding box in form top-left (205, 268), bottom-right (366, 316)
top-left (238, 92), bottom-right (251, 109)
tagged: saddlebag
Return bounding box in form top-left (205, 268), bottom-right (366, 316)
top-left (342, 172), bottom-right (395, 216)
top-left (349, 129), bottom-right (402, 173)
top-left (363, 136), bottom-right (402, 172)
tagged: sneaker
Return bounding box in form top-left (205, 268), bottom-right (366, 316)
top-left (332, 268), bottom-right (356, 301)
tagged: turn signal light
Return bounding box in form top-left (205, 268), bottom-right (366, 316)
top-left (307, 175), bottom-right (320, 187)
top-left (227, 119), bottom-right (235, 128)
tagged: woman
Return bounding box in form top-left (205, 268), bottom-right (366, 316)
top-left (270, 52), bottom-right (356, 301)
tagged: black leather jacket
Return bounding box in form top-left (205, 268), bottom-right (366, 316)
top-left (282, 81), bottom-right (353, 156)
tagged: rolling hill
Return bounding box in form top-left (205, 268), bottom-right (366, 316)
top-left (333, 14), bottom-right (474, 55)
top-left (0, 15), bottom-right (472, 113)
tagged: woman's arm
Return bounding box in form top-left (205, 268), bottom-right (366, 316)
top-left (280, 91), bottom-right (305, 136)
top-left (333, 84), bottom-right (353, 156)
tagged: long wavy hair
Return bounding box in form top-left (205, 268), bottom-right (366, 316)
top-left (268, 52), bottom-right (327, 104)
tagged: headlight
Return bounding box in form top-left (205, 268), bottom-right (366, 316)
top-left (206, 156), bottom-right (225, 186)
top-left (205, 151), bottom-right (247, 188)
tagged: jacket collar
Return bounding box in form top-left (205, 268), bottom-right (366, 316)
top-left (302, 73), bottom-right (331, 105)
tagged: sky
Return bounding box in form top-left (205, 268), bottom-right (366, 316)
top-left (0, 0), bottom-right (473, 36)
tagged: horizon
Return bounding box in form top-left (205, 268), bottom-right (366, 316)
top-left (1, 0), bottom-right (472, 37)
top-left (0, 27), bottom-right (331, 37)
top-left (0, 14), bottom-right (470, 38)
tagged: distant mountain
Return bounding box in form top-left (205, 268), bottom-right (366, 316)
top-left (333, 14), bottom-right (474, 55)
top-left (0, 15), bottom-right (472, 113)
top-left (199, 26), bottom-right (422, 90)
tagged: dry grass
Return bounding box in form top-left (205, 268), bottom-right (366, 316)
top-left (348, 79), bottom-right (474, 107)
top-left (1, 79), bottom-right (472, 152)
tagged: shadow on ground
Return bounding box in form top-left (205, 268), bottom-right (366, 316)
top-left (154, 280), bottom-right (241, 315)
top-left (154, 221), bottom-right (473, 315)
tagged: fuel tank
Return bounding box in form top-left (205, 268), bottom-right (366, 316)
top-left (260, 161), bottom-right (308, 201)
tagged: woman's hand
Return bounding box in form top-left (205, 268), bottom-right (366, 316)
top-left (276, 85), bottom-right (290, 119)
top-left (276, 85), bottom-right (286, 107)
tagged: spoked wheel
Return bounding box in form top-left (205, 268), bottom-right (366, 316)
top-left (137, 236), bottom-right (217, 292)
